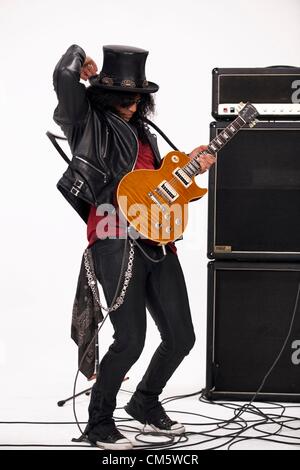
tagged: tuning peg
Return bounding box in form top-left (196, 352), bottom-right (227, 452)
top-left (250, 119), bottom-right (259, 127)
top-left (236, 101), bottom-right (246, 113)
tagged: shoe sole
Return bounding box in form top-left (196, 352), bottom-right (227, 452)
top-left (144, 424), bottom-right (186, 435)
top-left (95, 439), bottom-right (133, 450)
top-left (125, 404), bottom-right (186, 436)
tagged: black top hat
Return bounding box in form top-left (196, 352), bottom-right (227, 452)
top-left (89, 45), bottom-right (159, 93)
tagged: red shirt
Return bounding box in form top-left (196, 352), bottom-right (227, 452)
top-left (87, 140), bottom-right (177, 254)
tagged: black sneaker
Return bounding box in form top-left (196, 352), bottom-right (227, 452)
top-left (88, 427), bottom-right (133, 450)
top-left (125, 396), bottom-right (185, 435)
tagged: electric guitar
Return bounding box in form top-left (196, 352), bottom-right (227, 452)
top-left (117, 102), bottom-right (259, 244)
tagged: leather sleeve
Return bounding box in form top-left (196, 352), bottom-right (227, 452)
top-left (53, 44), bottom-right (89, 125)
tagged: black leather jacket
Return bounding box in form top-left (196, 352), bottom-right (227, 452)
top-left (53, 44), bottom-right (163, 223)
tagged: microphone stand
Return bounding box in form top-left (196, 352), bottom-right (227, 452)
top-left (57, 327), bottom-right (99, 407)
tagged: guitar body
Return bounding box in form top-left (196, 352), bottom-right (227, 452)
top-left (117, 151), bottom-right (207, 244)
top-left (117, 102), bottom-right (259, 245)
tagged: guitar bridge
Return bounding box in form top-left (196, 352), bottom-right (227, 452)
top-left (147, 192), bottom-right (167, 212)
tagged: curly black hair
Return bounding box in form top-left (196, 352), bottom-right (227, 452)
top-left (86, 86), bottom-right (155, 143)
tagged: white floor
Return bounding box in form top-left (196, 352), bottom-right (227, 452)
top-left (1, 385), bottom-right (300, 451)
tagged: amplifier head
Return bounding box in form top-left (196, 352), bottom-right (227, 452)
top-left (212, 67), bottom-right (300, 119)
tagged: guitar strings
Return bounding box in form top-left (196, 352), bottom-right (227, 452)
top-left (161, 115), bottom-right (244, 190)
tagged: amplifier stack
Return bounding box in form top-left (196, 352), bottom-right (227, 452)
top-left (205, 66), bottom-right (300, 401)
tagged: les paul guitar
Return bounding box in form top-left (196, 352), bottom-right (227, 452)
top-left (117, 102), bottom-right (259, 245)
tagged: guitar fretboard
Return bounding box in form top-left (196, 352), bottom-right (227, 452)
top-left (182, 115), bottom-right (246, 177)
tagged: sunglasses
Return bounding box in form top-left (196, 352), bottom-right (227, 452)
top-left (119, 97), bottom-right (141, 108)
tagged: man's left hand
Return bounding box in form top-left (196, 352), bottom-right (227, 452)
top-left (188, 145), bottom-right (216, 173)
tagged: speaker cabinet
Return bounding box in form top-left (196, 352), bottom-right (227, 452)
top-left (207, 121), bottom-right (300, 260)
top-left (205, 261), bottom-right (300, 402)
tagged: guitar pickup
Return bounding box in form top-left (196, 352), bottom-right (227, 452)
top-left (156, 180), bottom-right (179, 203)
top-left (173, 168), bottom-right (192, 187)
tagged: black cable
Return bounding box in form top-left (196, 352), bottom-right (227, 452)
top-left (2, 271), bottom-right (300, 450)
top-left (1, 395), bottom-right (300, 449)
top-left (131, 237), bottom-right (167, 263)
top-left (191, 281), bottom-right (300, 449)
top-left (242, 281), bottom-right (300, 412)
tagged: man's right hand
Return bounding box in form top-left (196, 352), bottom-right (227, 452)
top-left (80, 56), bottom-right (98, 81)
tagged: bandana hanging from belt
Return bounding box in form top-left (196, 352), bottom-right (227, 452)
top-left (71, 248), bottom-right (103, 379)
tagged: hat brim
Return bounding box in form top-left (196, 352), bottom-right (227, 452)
top-left (89, 75), bottom-right (159, 93)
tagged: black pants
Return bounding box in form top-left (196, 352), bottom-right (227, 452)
top-left (88, 238), bottom-right (195, 433)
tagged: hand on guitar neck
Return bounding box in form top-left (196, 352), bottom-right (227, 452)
top-left (188, 145), bottom-right (216, 173)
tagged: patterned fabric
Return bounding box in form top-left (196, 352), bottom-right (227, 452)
top-left (71, 248), bottom-right (104, 379)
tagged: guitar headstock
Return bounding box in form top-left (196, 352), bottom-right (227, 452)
top-left (236, 101), bottom-right (259, 128)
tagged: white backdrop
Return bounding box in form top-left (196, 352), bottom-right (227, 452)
top-left (1, 0), bottom-right (300, 412)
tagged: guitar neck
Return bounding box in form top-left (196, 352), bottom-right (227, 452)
top-left (184, 115), bottom-right (246, 177)
top-left (208, 115), bottom-right (246, 154)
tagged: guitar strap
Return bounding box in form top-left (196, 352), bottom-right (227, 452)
top-left (46, 119), bottom-right (179, 163)
top-left (142, 117), bottom-right (179, 151)
top-left (46, 131), bottom-right (70, 164)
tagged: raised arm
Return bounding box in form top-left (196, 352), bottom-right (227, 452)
top-left (53, 44), bottom-right (97, 126)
